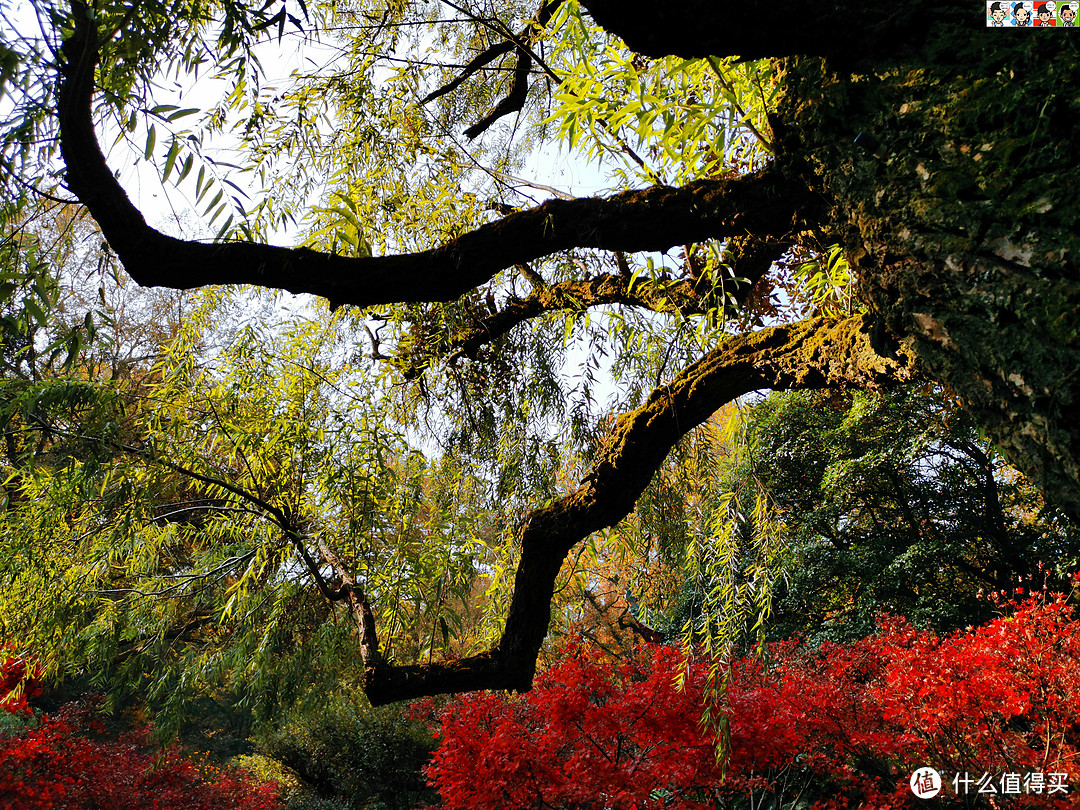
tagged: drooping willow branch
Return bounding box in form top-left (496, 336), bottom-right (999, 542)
top-left (58, 4), bottom-right (821, 313)
top-left (41, 416), bottom-right (353, 605)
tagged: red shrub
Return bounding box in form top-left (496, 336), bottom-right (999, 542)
top-left (422, 643), bottom-right (725, 809)
top-left (0, 650), bottom-right (42, 716)
top-left (426, 588), bottom-right (1080, 808)
top-left (0, 701), bottom-right (281, 810)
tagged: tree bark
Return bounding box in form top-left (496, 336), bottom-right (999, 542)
top-left (578, 0), bottom-right (933, 61)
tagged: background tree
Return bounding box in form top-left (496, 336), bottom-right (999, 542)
top-left (0, 293), bottom-right (519, 725)
top-left (688, 386), bottom-right (1080, 642)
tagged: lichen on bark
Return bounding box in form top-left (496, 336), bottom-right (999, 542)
top-left (773, 35), bottom-right (1080, 520)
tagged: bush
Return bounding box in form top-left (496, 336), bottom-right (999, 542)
top-left (420, 643), bottom-right (725, 810)
top-left (0, 698), bottom-right (282, 810)
top-left (425, 584), bottom-right (1080, 808)
top-left (256, 691), bottom-right (437, 809)
top-left (0, 649), bottom-right (41, 718)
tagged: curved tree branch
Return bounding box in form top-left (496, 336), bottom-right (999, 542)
top-left (578, 0), bottom-right (927, 61)
top-left (397, 233), bottom-right (794, 377)
top-left (318, 539), bottom-right (383, 669)
top-left (397, 273), bottom-right (707, 379)
top-left (58, 8), bottom-right (822, 311)
top-left (362, 314), bottom-right (913, 704)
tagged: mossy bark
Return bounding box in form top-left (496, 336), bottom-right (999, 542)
top-left (364, 315), bottom-right (909, 704)
top-left (773, 37), bottom-right (1080, 521)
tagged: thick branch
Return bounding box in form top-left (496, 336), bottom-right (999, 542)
top-left (363, 314), bottom-right (913, 704)
top-left (397, 232), bottom-right (793, 375)
top-left (579, 0), bottom-right (927, 61)
top-left (58, 10), bottom-right (820, 311)
top-left (469, 273), bottom-right (704, 346)
top-left (398, 273), bottom-right (707, 378)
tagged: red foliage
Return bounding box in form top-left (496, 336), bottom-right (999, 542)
top-left (0, 649), bottom-right (42, 716)
top-left (0, 700), bottom-right (281, 810)
top-left (425, 588), bottom-right (1080, 809)
top-left (420, 644), bottom-right (725, 810)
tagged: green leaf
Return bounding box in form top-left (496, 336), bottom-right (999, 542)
top-left (144, 124), bottom-right (156, 160)
top-left (23, 296), bottom-right (46, 326)
top-left (177, 155), bottom-right (193, 184)
top-left (203, 189), bottom-right (224, 216)
top-left (162, 141), bottom-right (180, 183)
top-left (167, 108), bottom-right (200, 121)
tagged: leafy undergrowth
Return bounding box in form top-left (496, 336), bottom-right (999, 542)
top-left (4, 583), bottom-right (1080, 809)
top-left (421, 584), bottom-right (1080, 809)
top-left (0, 678), bottom-right (281, 810)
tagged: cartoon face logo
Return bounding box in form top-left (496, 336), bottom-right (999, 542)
top-left (1037, 4), bottom-right (1054, 21)
top-left (1061, 1), bottom-right (1077, 22)
top-left (1014, 1), bottom-right (1032, 22)
top-left (990, 1), bottom-right (1009, 21)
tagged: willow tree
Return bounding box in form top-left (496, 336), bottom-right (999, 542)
top-left (3, 0), bottom-right (1076, 706)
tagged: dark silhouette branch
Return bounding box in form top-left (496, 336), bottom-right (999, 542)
top-left (422, 41), bottom-right (516, 106)
top-left (578, 0), bottom-right (927, 61)
top-left (463, 42), bottom-right (533, 139)
top-left (362, 314), bottom-right (913, 704)
top-left (58, 6), bottom-right (821, 312)
top-left (425, 0), bottom-right (563, 138)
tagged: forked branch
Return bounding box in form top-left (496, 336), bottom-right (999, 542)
top-left (398, 234), bottom-right (794, 376)
top-left (424, 0), bottom-right (563, 138)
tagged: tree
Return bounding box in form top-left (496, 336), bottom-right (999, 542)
top-left (1, 0), bottom-right (1076, 707)
top-left (721, 386), bottom-right (1080, 640)
top-left (0, 299), bottom-right (511, 724)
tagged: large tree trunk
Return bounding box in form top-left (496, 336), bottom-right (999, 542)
top-left (772, 41), bottom-right (1080, 522)
top-left (584, 3), bottom-right (1080, 520)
